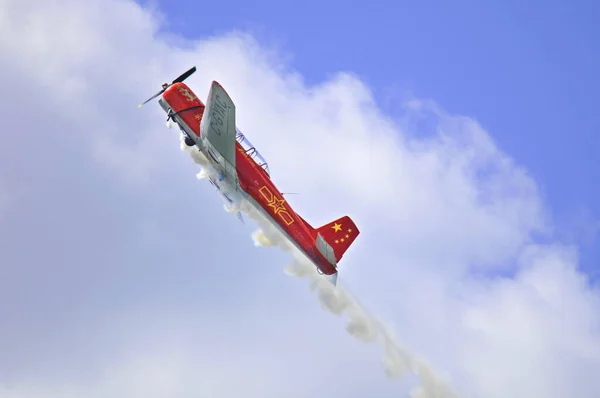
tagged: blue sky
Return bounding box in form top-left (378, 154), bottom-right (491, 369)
top-left (158, 0), bottom-right (600, 274)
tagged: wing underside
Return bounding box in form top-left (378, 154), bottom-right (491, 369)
top-left (201, 81), bottom-right (237, 171)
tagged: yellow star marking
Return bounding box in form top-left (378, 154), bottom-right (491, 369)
top-left (332, 223), bottom-right (342, 232)
top-left (335, 240), bottom-right (339, 244)
top-left (259, 185), bottom-right (295, 226)
top-left (340, 238), bottom-right (345, 243)
top-left (345, 234), bottom-right (349, 238)
top-left (268, 197), bottom-right (286, 215)
top-left (194, 114), bottom-right (202, 120)
top-left (347, 228), bottom-right (352, 233)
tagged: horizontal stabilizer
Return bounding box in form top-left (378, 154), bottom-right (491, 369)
top-left (316, 233), bottom-right (337, 266)
top-left (327, 272), bottom-right (338, 286)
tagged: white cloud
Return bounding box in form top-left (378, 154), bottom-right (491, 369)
top-left (456, 244), bottom-right (600, 397)
top-left (0, 0), bottom-right (599, 397)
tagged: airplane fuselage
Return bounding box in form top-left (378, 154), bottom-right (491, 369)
top-left (159, 82), bottom-right (337, 275)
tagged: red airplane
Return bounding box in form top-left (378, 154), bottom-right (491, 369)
top-left (138, 66), bottom-right (360, 285)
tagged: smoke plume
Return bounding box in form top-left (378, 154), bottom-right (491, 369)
top-left (182, 139), bottom-right (461, 398)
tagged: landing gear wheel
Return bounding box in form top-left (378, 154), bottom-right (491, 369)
top-left (184, 136), bottom-right (195, 147)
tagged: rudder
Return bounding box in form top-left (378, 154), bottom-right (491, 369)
top-left (316, 216), bottom-right (360, 262)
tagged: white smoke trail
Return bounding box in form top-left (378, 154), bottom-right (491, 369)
top-left (179, 134), bottom-right (211, 169)
top-left (181, 138), bottom-right (461, 398)
top-left (251, 230), bottom-right (274, 247)
top-left (286, 257), bottom-right (459, 398)
top-left (241, 201), bottom-right (461, 397)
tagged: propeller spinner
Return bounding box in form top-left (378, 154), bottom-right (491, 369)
top-left (137, 66), bottom-right (197, 108)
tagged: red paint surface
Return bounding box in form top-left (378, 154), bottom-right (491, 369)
top-left (163, 82), bottom-right (359, 275)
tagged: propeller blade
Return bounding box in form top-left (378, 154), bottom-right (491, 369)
top-left (173, 66), bottom-right (196, 83)
top-left (138, 66), bottom-right (196, 108)
top-left (137, 88), bottom-right (165, 108)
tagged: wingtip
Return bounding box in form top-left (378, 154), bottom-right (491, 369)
top-left (211, 80), bottom-right (232, 98)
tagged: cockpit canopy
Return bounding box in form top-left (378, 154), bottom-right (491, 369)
top-left (235, 128), bottom-right (270, 176)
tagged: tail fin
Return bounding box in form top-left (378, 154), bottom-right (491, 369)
top-left (316, 216), bottom-right (360, 262)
